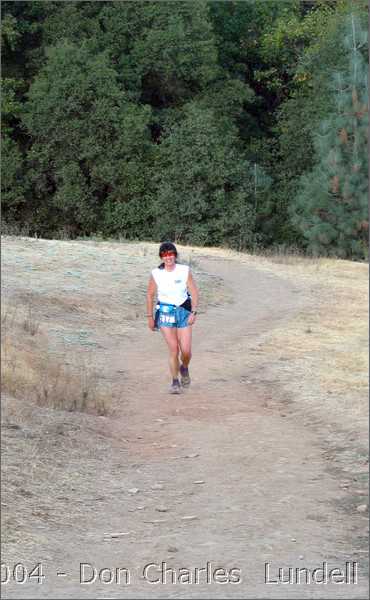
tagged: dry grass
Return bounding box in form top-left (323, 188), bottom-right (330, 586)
top-left (1, 237), bottom-right (224, 417)
top-left (262, 261), bottom-right (368, 434)
top-left (164, 240), bottom-right (368, 436)
top-left (1, 303), bottom-right (109, 416)
top-left (2, 236), bottom-right (367, 586)
top-left (185, 244), bottom-right (368, 437)
top-left (1, 235), bottom-right (367, 434)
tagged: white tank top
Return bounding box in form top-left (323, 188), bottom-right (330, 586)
top-left (152, 263), bottom-right (189, 306)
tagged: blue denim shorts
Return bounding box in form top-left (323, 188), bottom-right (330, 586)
top-left (155, 302), bottom-right (191, 329)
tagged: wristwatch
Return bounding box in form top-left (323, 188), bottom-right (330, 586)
top-left (191, 310), bottom-right (198, 315)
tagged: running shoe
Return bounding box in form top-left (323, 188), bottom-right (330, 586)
top-left (169, 379), bottom-right (182, 394)
top-left (180, 364), bottom-right (191, 387)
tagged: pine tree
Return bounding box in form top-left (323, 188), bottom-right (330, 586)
top-left (291, 13), bottom-right (368, 259)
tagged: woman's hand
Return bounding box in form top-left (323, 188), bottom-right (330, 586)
top-left (147, 316), bottom-right (156, 331)
top-left (147, 276), bottom-right (157, 331)
top-left (188, 312), bottom-right (197, 326)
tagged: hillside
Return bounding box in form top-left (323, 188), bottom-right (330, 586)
top-left (1, 236), bottom-right (368, 599)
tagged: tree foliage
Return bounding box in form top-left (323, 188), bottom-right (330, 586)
top-left (1, 0), bottom-right (368, 258)
top-left (22, 41), bottom-right (152, 234)
top-left (152, 103), bottom-right (270, 249)
top-left (291, 13), bottom-right (368, 258)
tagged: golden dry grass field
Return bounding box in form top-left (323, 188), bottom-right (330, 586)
top-left (1, 236), bottom-right (368, 599)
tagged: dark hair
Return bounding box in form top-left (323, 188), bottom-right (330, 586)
top-left (158, 241), bottom-right (178, 269)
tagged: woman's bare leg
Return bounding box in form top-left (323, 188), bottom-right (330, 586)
top-left (177, 326), bottom-right (192, 367)
top-left (160, 327), bottom-right (180, 379)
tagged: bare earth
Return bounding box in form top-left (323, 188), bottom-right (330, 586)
top-left (1, 237), bottom-right (368, 599)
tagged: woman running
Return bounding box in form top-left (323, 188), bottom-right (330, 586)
top-left (146, 241), bottom-right (199, 394)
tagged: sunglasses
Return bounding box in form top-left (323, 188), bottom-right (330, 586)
top-left (160, 251), bottom-right (176, 258)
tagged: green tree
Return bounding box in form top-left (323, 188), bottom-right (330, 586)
top-left (1, 1), bottom-right (50, 226)
top-left (291, 13), bottom-right (368, 258)
top-left (208, 0), bottom-right (300, 138)
top-left (41, 1), bottom-right (218, 110)
top-left (22, 41), bottom-right (152, 236)
top-left (260, 0), bottom-right (365, 247)
top-left (152, 103), bottom-right (270, 250)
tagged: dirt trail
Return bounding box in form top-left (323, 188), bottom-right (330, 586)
top-left (2, 250), bottom-right (368, 599)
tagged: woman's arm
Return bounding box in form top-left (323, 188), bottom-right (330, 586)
top-left (146, 275), bottom-right (157, 329)
top-left (187, 270), bottom-right (199, 314)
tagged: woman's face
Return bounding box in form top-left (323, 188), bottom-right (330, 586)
top-left (160, 250), bottom-right (176, 268)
